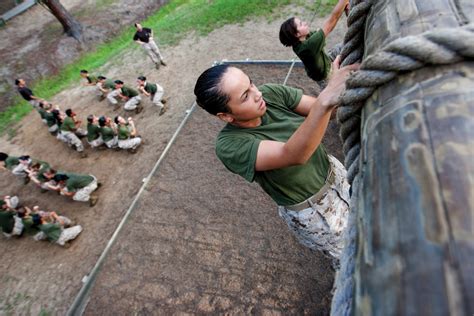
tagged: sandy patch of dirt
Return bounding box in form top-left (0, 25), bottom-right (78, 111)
top-left (0, 4), bottom-right (348, 314)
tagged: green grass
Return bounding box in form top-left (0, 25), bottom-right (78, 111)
top-left (0, 0), bottom-right (338, 135)
top-left (314, 0), bottom-right (339, 16)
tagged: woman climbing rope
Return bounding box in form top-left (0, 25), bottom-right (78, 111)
top-left (279, 0), bottom-right (349, 83)
top-left (194, 56), bottom-right (359, 267)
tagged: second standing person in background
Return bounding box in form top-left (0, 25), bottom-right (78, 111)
top-left (133, 23), bottom-right (167, 69)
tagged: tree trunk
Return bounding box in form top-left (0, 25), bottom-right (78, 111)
top-left (39, 0), bottom-right (82, 41)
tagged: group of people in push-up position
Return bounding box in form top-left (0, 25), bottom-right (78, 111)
top-left (80, 71), bottom-right (168, 116)
top-left (4, 21), bottom-right (175, 248)
top-left (0, 152), bottom-right (99, 246)
top-left (0, 194), bottom-right (82, 247)
top-left (0, 152), bottom-right (100, 206)
top-left (17, 72), bottom-right (168, 157)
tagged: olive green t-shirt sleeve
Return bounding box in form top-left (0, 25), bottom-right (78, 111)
top-left (216, 134), bottom-right (261, 183)
top-left (118, 125), bottom-right (130, 140)
top-left (305, 29), bottom-right (326, 56)
top-left (259, 84), bottom-right (302, 111)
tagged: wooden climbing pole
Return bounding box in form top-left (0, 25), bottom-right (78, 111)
top-left (332, 0), bottom-right (474, 315)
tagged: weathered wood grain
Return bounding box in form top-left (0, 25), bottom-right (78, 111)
top-left (354, 0), bottom-right (474, 315)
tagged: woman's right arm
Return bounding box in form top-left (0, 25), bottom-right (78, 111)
top-left (254, 56), bottom-right (359, 171)
top-left (321, 0), bottom-right (349, 37)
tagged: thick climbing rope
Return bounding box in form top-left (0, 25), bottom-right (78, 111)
top-left (336, 0), bottom-right (373, 185)
top-left (331, 1), bottom-right (474, 315)
top-left (338, 1), bottom-right (474, 184)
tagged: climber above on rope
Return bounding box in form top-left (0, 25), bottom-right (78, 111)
top-left (194, 56), bottom-right (359, 267)
top-left (279, 0), bottom-right (349, 84)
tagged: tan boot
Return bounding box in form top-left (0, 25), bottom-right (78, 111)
top-left (89, 195), bottom-right (99, 207)
top-left (159, 104), bottom-right (168, 116)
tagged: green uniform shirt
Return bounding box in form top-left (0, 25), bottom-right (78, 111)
top-left (87, 123), bottom-right (101, 142)
top-left (37, 172), bottom-right (49, 183)
top-left (4, 156), bottom-right (19, 170)
top-left (22, 217), bottom-right (38, 235)
top-left (62, 173), bottom-right (94, 192)
top-left (144, 82), bottom-right (157, 95)
top-left (60, 116), bottom-right (76, 132)
top-left (216, 84), bottom-right (330, 206)
top-left (0, 210), bottom-right (14, 234)
top-left (45, 111), bottom-right (57, 127)
top-left (293, 30), bottom-right (331, 81)
top-left (103, 79), bottom-right (115, 90)
top-left (39, 169), bottom-right (64, 184)
top-left (40, 223), bottom-right (62, 242)
top-left (32, 159), bottom-right (50, 174)
top-left (100, 126), bottom-right (115, 142)
top-left (121, 86), bottom-right (139, 98)
top-left (117, 125), bottom-right (130, 140)
top-left (38, 108), bottom-right (48, 119)
top-left (87, 75), bottom-right (98, 84)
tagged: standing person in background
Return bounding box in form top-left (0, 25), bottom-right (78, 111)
top-left (137, 76), bottom-right (168, 115)
top-left (133, 23), bottom-right (167, 69)
top-left (15, 78), bottom-right (44, 110)
top-left (279, 0), bottom-right (349, 84)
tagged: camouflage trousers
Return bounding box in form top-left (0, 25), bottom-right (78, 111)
top-left (118, 137), bottom-right (141, 150)
top-left (60, 131), bottom-right (84, 152)
top-left (34, 225), bottom-right (82, 246)
top-left (57, 225), bottom-right (82, 246)
top-left (278, 156), bottom-right (350, 261)
top-left (104, 136), bottom-right (118, 148)
top-left (62, 176), bottom-right (98, 202)
top-left (88, 135), bottom-right (104, 148)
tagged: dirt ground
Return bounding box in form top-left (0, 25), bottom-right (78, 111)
top-left (0, 3), bottom-right (348, 314)
top-left (84, 64), bottom-right (343, 315)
